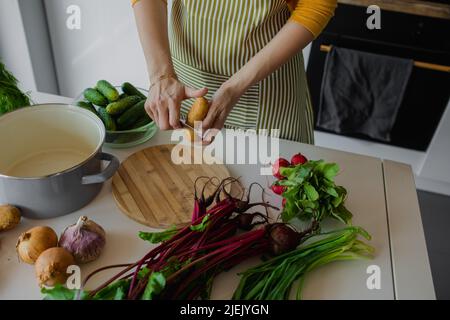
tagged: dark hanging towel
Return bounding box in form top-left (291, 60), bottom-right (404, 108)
top-left (317, 46), bottom-right (413, 142)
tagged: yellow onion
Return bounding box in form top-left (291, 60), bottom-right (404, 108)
top-left (35, 247), bottom-right (75, 287)
top-left (16, 226), bottom-right (58, 264)
top-left (58, 216), bottom-right (106, 264)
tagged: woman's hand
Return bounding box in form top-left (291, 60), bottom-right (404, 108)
top-left (202, 83), bottom-right (243, 142)
top-left (145, 76), bottom-right (208, 130)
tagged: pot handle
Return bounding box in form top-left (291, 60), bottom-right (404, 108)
top-left (82, 152), bottom-right (120, 185)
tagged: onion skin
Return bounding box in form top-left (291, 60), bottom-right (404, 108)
top-left (35, 247), bottom-right (75, 287)
top-left (16, 226), bottom-right (58, 264)
top-left (0, 205), bottom-right (21, 232)
top-left (59, 216), bottom-right (106, 264)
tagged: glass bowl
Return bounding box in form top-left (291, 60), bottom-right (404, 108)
top-left (73, 86), bottom-right (157, 149)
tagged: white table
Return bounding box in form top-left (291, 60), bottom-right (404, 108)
top-left (0, 93), bottom-right (435, 300)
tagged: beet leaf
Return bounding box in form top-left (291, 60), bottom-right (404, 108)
top-left (139, 226), bottom-right (178, 244)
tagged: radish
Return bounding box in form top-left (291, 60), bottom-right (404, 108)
top-left (272, 158), bottom-right (290, 180)
top-left (271, 184), bottom-right (286, 195)
top-left (290, 153), bottom-right (308, 166)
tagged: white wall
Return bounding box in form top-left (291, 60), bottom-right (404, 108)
top-left (44, 0), bottom-right (149, 98)
top-left (18, 0), bottom-right (59, 94)
top-left (0, 0), bottom-right (36, 92)
top-left (43, 0), bottom-right (312, 99)
top-left (419, 99), bottom-right (450, 183)
top-left (0, 0), bottom-right (58, 94)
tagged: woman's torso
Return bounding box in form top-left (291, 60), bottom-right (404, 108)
top-left (168, 0), bottom-right (314, 143)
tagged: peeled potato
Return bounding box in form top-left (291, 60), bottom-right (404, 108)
top-left (186, 97), bottom-right (209, 142)
top-left (187, 97), bottom-right (209, 127)
top-left (0, 205), bottom-right (21, 232)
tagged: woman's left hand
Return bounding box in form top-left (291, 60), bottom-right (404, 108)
top-left (202, 82), bottom-right (242, 143)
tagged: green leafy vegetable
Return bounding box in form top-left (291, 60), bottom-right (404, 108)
top-left (304, 183), bottom-right (319, 201)
top-left (190, 214), bottom-right (210, 232)
top-left (92, 279), bottom-right (130, 300)
top-left (139, 225), bottom-right (178, 243)
top-left (0, 61), bottom-right (30, 115)
top-left (277, 160), bottom-right (352, 225)
top-left (141, 272), bottom-right (166, 300)
top-left (233, 227), bottom-right (374, 300)
top-left (41, 284), bottom-right (87, 300)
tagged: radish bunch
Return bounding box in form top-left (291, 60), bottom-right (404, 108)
top-left (271, 153), bottom-right (308, 201)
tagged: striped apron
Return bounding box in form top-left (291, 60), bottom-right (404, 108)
top-left (169, 0), bottom-right (314, 143)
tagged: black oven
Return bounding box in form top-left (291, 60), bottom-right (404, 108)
top-left (307, 3), bottom-right (450, 151)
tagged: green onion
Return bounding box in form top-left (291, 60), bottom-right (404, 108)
top-left (233, 226), bottom-right (374, 300)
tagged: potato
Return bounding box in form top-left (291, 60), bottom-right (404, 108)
top-left (0, 205), bottom-right (21, 231)
top-left (186, 97), bottom-right (209, 142)
top-left (187, 97), bottom-right (209, 127)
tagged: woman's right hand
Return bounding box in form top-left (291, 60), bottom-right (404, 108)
top-left (145, 75), bottom-right (208, 130)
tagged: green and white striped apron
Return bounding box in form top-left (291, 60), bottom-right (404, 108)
top-left (169, 0), bottom-right (314, 143)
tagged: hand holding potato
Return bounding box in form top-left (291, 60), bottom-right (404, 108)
top-left (145, 75), bottom-right (208, 130)
top-left (202, 82), bottom-right (243, 143)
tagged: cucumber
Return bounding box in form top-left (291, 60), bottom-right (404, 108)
top-left (117, 100), bottom-right (147, 129)
top-left (122, 82), bottom-right (146, 100)
top-left (76, 101), bottom-right (97, 114)
top-left (106, 95), bottom-right (141, 116)
top-left (97, 107), bottom-right (117, 131)
top-left (131, 116), bottom-right (152, 129)
top-left (96, 80), bottom-right (119, 102)
top-left (83, 88), bottom-right (108, 107)
top-left (119, 93), bottom-right (128, 100)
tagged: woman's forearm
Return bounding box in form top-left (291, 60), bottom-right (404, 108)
top-left (202, 22), bottom-right (314, 134)
top-left (225, 22), bottom-right (314, 93)
top-left (133, 0), bottom-right (175, 80)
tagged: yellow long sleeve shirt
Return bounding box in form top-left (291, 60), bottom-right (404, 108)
top-left (132, 0), bottom-right (337, 38)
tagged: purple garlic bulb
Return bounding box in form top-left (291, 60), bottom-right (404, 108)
top-left (59, 216), bottom-right (106, 264)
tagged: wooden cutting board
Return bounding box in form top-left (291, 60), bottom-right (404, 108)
top-left (112, 144), bottom-right (231, 228)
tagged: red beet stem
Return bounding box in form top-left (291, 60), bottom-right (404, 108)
top-left (172, 231), bottom-right (268, 298)
top-left (166, 228), bottom-right (266, 285)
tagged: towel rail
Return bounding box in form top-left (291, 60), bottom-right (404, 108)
top-left (319, 45), bottom-right (450, 73)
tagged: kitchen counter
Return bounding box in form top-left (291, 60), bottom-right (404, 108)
top-left (0, 92), bottom-right (435, 300)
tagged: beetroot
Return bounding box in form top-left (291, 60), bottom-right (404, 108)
top-left (290, 153), bottom-right (308, 166)
top-left (268, 224), bottom-right (303, 255)
top-left (272, 158), bottom-right (290, 180)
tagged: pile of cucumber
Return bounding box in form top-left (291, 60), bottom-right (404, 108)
top-left (78, 80), bottom-right (151, 131)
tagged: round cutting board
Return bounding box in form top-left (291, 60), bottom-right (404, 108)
top-left (112, 144), bottom-right (231, 228)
